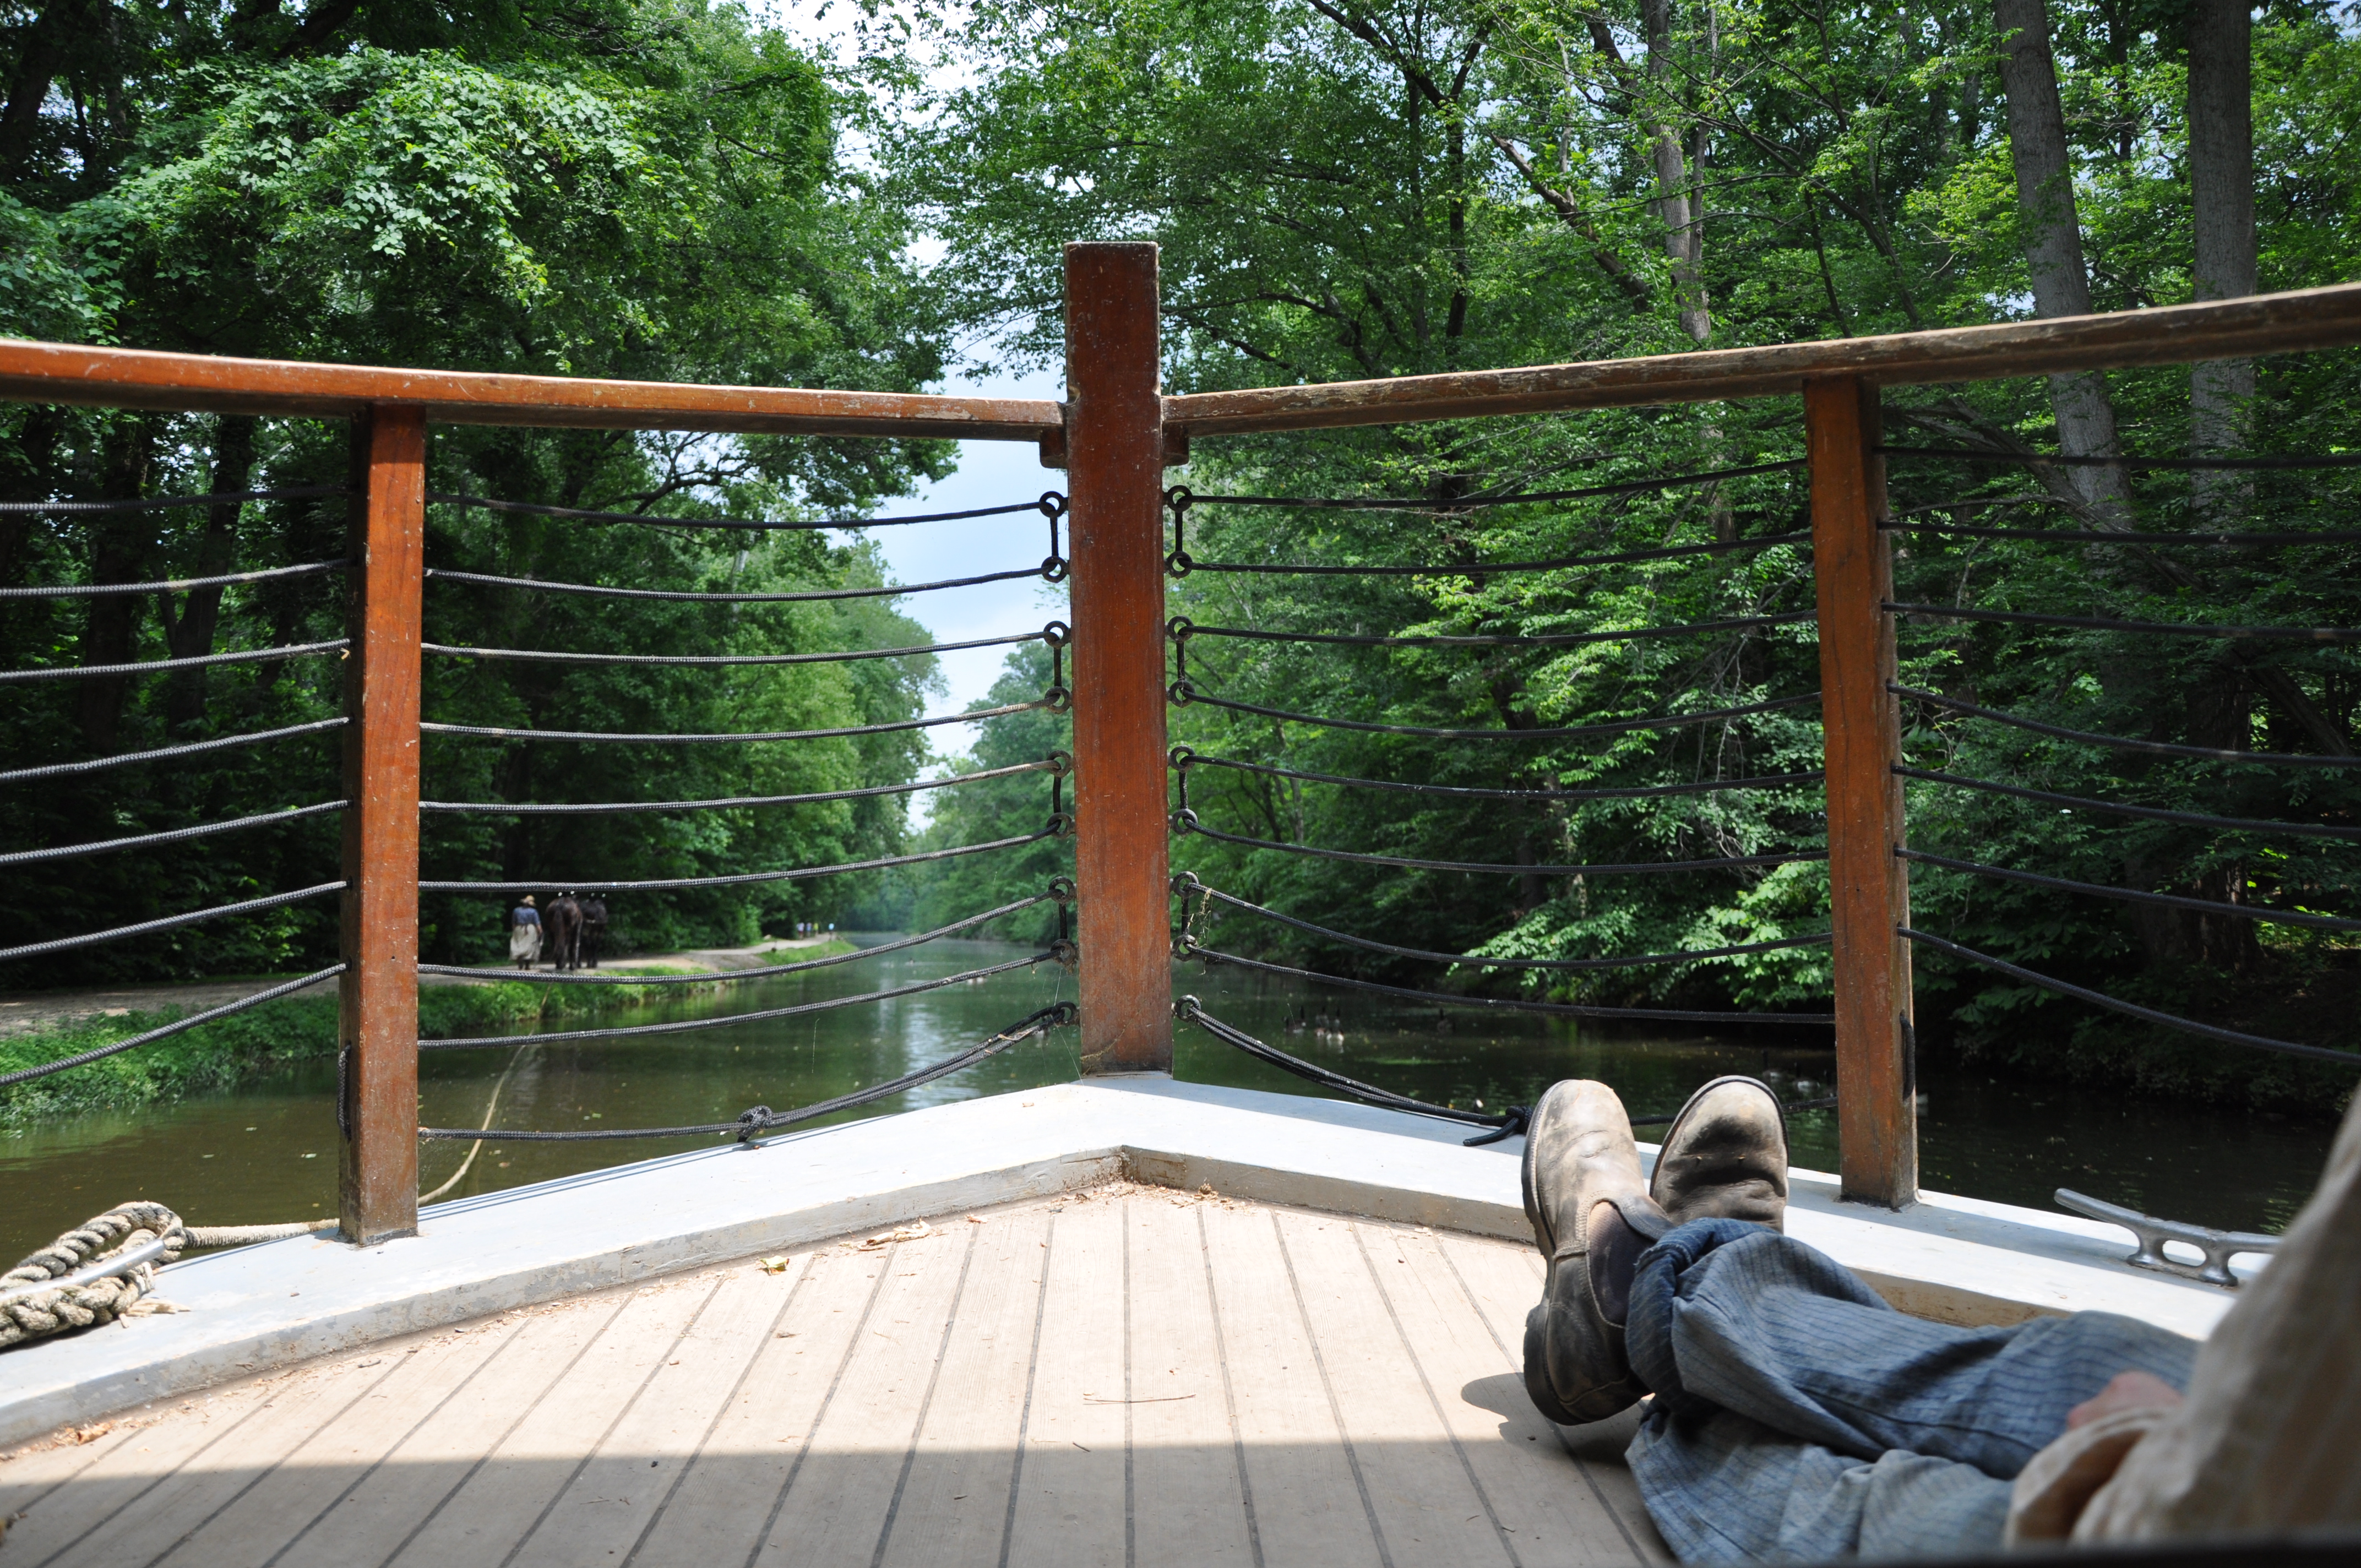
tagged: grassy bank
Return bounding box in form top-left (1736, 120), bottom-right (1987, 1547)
top-left (0, 961), bottom-right (839, 1127)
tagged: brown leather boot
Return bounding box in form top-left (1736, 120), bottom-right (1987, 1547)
top-left (1648, 1075), bottom-right (1789, 1231)
top-left (1520, 1080), bottom-right (1670, 1425)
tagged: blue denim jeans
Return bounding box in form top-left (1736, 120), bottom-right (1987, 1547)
top-left (1622, 1219), bottom-right (2199, 1562)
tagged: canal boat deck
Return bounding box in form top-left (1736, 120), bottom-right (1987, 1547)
top-left (0, 1184), bottom-right (1669, 1568)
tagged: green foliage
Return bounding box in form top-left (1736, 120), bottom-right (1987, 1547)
top-left (0, 977), bottom-right (689, 1126)
top-left (895, 0), bottom-right (2361, 1106)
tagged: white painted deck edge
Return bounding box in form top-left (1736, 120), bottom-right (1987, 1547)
top-left (0, 1077), bottom-right (2246, 1447)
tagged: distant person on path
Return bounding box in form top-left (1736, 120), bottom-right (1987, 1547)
top-left (1520, 1075), bottom-right (2361, 1560)
top-left (509, 895), bottom-right (542, 968)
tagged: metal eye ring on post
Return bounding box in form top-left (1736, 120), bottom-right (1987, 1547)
top-left (1042, 620), bottom-right (1070, 647)
top-left (1041, 685), bottom-right (1071, 712)
top-left (1041, 556), bottom-right (1069, 583)
top-left (1169, 807), bottom-right (1201, 835)
top-left (1046, 811), bottom-right (1076, 837)
top-left (1046, 875), bottom-right (1077, 903)
top-left (1167, 744), bottom-right (1195, 771)
top-left (1037, 491), bottom-right (1070, 519)
top-left (1046, 748), bottom-right (1074, 776)
top-left (1167, 678), bottom-right (1197, 706)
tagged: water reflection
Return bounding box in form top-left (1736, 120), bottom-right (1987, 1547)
top-left (0, 937), bottom-right (2337, 1266)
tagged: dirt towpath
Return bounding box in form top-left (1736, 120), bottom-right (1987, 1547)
top-left (0, 934), bottom-right (859, 1039)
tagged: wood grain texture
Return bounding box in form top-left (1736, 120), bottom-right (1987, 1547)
top-left (1807, 377), bottom-right (1917, 1210)
top-left (339, 406), bottom-right (426, 1245)
top-left (1064, 243), bottom-right (1174, 1074)
top-left (1162, 280), bottom-right (2361, 435)
top-left (0, 340), bottom-right (1062, 440)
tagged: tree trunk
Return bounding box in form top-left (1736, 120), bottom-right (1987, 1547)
top-left (1992, 0), bottom-right (2130, 522)
top-left (162, 415), bottom-right (258, 731)
top-left (2186, 0), bottom-right (2256, 514)
top-left (76, 420), bottom-right (157, 753)
top-left (1640, 0), bottom-right (1710, 343)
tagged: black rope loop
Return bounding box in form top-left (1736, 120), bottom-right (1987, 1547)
top-left (1167, 678), bottom-right (1198, 706)
top-left (733, 1106), bottom-right (775, 1145)
top-left (1041, 556), bottom-right (1069, 584)
top-left (1169, 807), bottom-right (1201, 836)
top-left (1165, 485), bottom-right (1194, 576)
top-left (1172, 994), bottom-right (1527, 1144)
top-left (1046, 748), bottom-right (1074, 777)
top-left (1041, 685), bottom-right (1072, 714)
top-left (1038, 491), bottom-right (1070, 519)
top-left (1047, 874), bottom-right (1077, 903)
top-left (1049, 938), bottom-right (1080, 969)
top-left (1046, 811), bottom-right (1075, 837)
top-left (1042, 619), bottom-right (1071, 649)
top-left (1168, 744), bottom-right (1196, 771)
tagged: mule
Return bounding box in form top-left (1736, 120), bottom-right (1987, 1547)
top-left (545, 893), bottom-right (585, 972)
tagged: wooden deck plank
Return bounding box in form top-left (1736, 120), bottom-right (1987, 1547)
top-left (1124, 1194), bottom-right (1255, 1568)
top-left (1274, 1210), bottom-right (1515, 1568)
top-left (1198, 1199), bottom-right (1385, 1568)
top-left (875, 1207), bottom-right (1051, 1568)
top-left (0, 1379), bottom-right (285, 1558)
top-left (505, 1268), bottom-right (792, 1568)
top-left (999, 1193), bottom-right (1131, 1568)
top-left (751, 1223), bottom-right (979, 1566)
top-left (379, 1278), bottom-right (723, 1568)
top-left (150, 1324), bottom-right (518, 1568)
top-left (1435, 1231), bottom-right (1669, 1563)
top-left (18, 1347), bottom-right (416, 1568)
top-left (268, 1297), bottom-right (635, 1568)
top-left (1364, 1220), bottom-right (1661, 1568)
top-left (629, 1247), bottom-right (887, 1568)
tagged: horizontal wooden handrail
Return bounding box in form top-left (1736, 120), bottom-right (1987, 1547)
top-left (1163, 280), bottom-right (2361, 435)
top-left (0, 339), bottom-right (1065, 440)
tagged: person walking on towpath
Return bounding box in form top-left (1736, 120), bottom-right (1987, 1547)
top-left (1521, 1074), bottom-right (2361, 1559)
top-left (509, 894), bottom-right (542, 968)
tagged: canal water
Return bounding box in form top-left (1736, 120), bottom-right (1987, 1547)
top-left (1, 937), bottom-right (2342, 1267)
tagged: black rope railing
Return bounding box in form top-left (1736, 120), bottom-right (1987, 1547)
top-left (420, 823), bottom-right (1064, 894)
top-left (0, 717), bottom-right (347, 786)
top-left (1877, 447), bottom-right (2361, 472)
top-left (1896, 848), bottom-right (2361, 933)
top-left (0, 559), bottom-right (349, 600)
top-left (1899, 928), bottom-right (2357, 1065)
top-left (0, 638), bottom-right (349, 684)
top-left (0, 799), bottom-right (349, 869)
top-left (1165, 687), bottom-right (1816, 742)
top-left (1168, 749), bottom-right (1823, 804)
top-left (429, 491), bottom-right (1068, 535)
top-left (1176, 749), bottom-right (1821, 803)
top-left (1171, 816), bottom-right (1820, 878)
top-left (1880, 519), bottom-right (2361, 547)
top-left (1891, 685), bottom-right (2361, 768)
top-left (1168, 613), bottom-right (1816, 652)
top-left (419, 1003), bottom-right (1078, 1142)
top-left (1168, 460), bottom-right (1805, 514)
top-left (420, 694), bottom-right (1062, 745)
top-left (1179, 941), bottom-right (1834, 1026)
top-left (422, 755), bottom-right (1065, 816)
top-left (1894, 766), bottom-right (2361, 843)
top-left (1887, 602), bottom-right (2361, 645)
top-left (1170, 532), bottom-right (1812, 579)
top-left (0, 881), bottom-right (346, 964)
top-left (426, 565), bottom-right (1057, 603)
top-left (1177, 878), bottom-right (1830, 971)
top-left (422, 625), bottom-right (1053, 669)
top-left (420, 952), bottom-right (1064, 1050)
top-left (416, 891), bottom-right (1067, 984)
top-left (0, 486), bottom-right (351, 515)
top-left (1175, 995), bottom-right (1529, 1146)
top-left (0, 965), bottom-right (348, 1090)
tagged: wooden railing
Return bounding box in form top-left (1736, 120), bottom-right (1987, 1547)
top-left (7, 250), bottom-right (2360, 1239)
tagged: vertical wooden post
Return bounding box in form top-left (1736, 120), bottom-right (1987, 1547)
top-left (339, 405), bottom-right (426, 1243)
top-left (1806, 377), bottom-right (1918, 1208)
top-left (1065, 242), bottom-right (1172, 1074)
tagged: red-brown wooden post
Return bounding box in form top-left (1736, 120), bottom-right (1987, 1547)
top-left (339, 405), bottom-right (426, 1242)
top-left (1064, 242), bottom-right (1172, 1074)
top-left (1806, 376), bottom-right (1918, 1208)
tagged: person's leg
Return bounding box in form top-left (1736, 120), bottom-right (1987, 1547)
top-left (1628, 1404), bottom-right (2013, 1564)
top-left (1625, 1217), bottom-right (2199, 1479)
